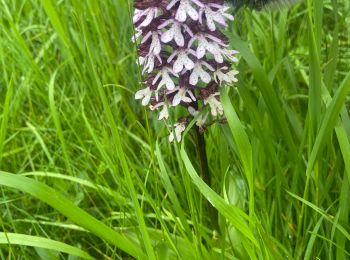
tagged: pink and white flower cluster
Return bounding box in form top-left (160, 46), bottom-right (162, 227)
top-left (133, 0), bottom-right (239, 142)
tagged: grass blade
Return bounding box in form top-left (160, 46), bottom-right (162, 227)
top-left (0, 232), bottom-right (93, 260)
top-left (305, 71), bottom-right (350, 177)
top-left (230, 33), bottom-right (297, 160)
top-left (287, 191), bottom-right (350, 241)
top-left (155, 141), bottom-right (192, 236)
top-left (180, 143), bottom-right (260, 252)
top-left (0, 171), bottom-right (147, 259)
top-left (0, 78), bottom-right (12, 167)
top-left (221, 87), bottom-right (255, 222)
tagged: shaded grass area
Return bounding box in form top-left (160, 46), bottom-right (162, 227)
top-left (0, 0), bottom-right (349, 258)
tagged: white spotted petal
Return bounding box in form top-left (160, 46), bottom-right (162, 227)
top-left (161, 21), bottom-right (184, 47)
top-left (169, 122), bottom-right (186, 142)
top-left (204, 93), bottom-right (224, 116)
top-left (173, 50), bottom-right (195, 73)
top-left (153, 67), bottom-right (177, 90)
top-left (190, 62), bottom-right (211, 85)
top-left (172, 87), bottom-right (195, 106)
top-left (214, 67), bottom-right (239, 85)
top-left (159, 104), bottom-right (169, 120)
top-left (135, 87), bottom-right (152, 106)
top-left (176, 0), bottom-right (199, 22)
top-left (139, 8), bottom-right (158, 27)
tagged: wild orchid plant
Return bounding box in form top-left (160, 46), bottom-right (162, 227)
top-left (133, 0), bottom-right (239, 143)
top-left (131, 0), bottom-right (298, 236)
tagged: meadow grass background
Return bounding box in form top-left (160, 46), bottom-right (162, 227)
top-left (0, 0), bottom-right (350, 259)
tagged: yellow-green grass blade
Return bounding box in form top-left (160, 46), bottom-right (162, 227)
top-left (39, 0), bottom-right (69, 47)
top-left (334, 125), bottom-right (350, 259)
top-left (221, 87), bottom-right (255, 224)
top-left (0, 171), bottom-right (146, 259)
top-left (155, 141), bottom-right (192, 236)
top-left (0, 79), bottom-right (12, 167)
top-left (230, 33), bottom-right (298, 160)
top-left (82, 22), bottom-right (156, 258)
top-left (180, 144), bottom-right (260, 254)
top-left (48, 70), bottom-right (71, 174)
top-left (287, 191), bottom-right (350, 241)
top-left (21, 171), bottom-right (128, 204)
top-left (0, 232), bottom-right (93, 260)
top-left (305, 71), bottom-right (350, 178)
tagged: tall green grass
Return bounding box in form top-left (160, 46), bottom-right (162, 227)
top-left (0, 0), bottom-right (349, 259)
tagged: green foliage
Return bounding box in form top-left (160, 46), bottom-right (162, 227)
top-left (0, 0), bottom-right (349, 258)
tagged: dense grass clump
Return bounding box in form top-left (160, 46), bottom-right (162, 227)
top-left (0, 0), bottom-right (349, 259)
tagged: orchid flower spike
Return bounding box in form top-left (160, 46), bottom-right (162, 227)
top-left (133, 0), bottom-right (239, 142)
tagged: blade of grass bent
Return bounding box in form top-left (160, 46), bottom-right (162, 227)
top-left (180, 144), bottom-right (259, 251)
top-left (0, 232), bottom-right (93, 260)
top-left (0, 171), bottom-right (146, 259)
top-left (221, 87), bottom-right (255, 224)
top-left (21, 171), bottom-right (128, 203)
top-left (287, 191), bottom-right (350, 241)
top-left (48, 70), bottom-right (72, 174)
